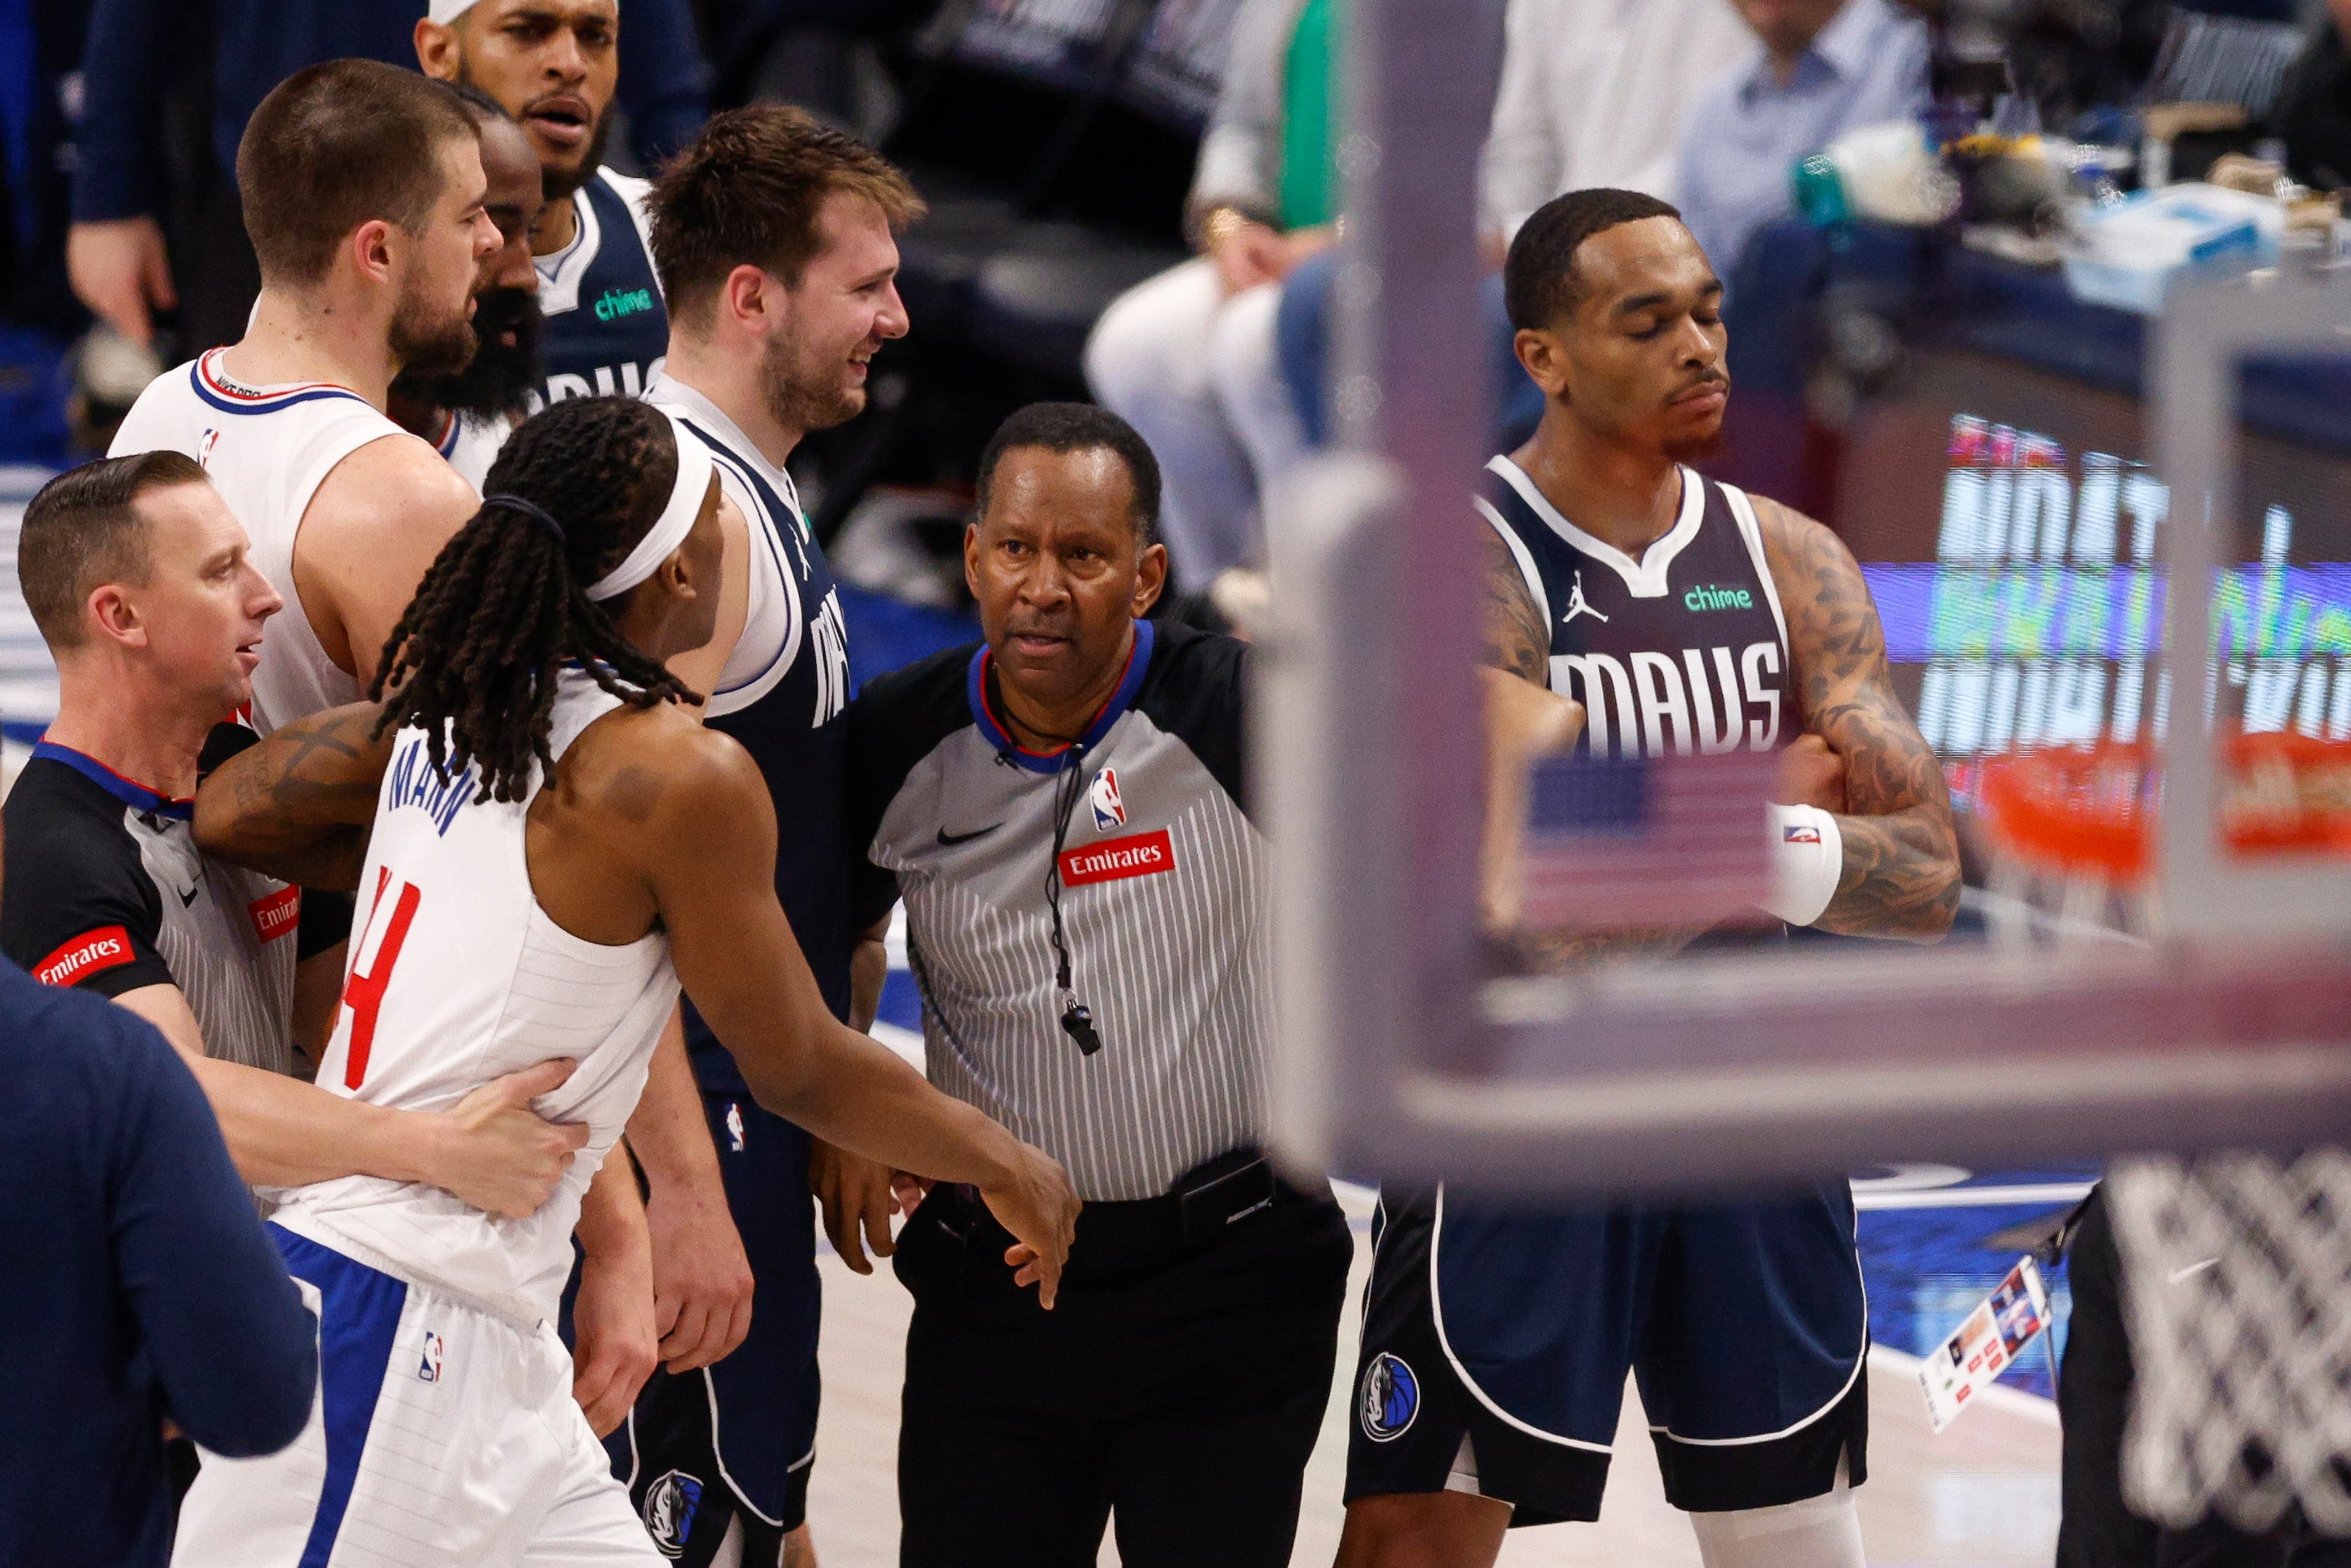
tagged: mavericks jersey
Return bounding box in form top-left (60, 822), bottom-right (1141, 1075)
top-left (648, 376), bottom-right (854, 1048)
top-left (534, 169), bottom-right (669, 412)
top-left (266, 673), bottom-right (681, 1323)
top-left (1477, 456), bottom-right (1790, 761)
top-left (110, 349), bottom-right (429, 735)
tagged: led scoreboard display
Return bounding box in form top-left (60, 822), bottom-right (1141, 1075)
top-left (1831, 351), bottom-right (2351, 806)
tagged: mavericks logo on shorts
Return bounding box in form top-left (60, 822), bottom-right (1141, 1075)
top-left (642, 1469), bottom-right (704, 1559)
top-left (1359, 1352), bottom-right (1419, 1443)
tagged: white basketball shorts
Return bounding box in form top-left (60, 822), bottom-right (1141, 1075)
top-left (172, 1226), bottom-right (658, 1567)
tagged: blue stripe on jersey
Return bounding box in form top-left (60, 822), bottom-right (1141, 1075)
top-left (967, 618), bottom-right (1155, 773)
top-left (30, 741), bottom-right (195, 820)
top-left (272, 1226), bottom-right (408, 1568)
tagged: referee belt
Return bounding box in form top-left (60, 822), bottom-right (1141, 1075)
top-left (913, 1146), bottom-right (1296, 1289)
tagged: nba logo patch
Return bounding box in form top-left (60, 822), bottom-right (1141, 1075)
top-left (643, 1470), bottom-right (704, 1558)
top-left (1784, 823), bottom-right (1823, 845)
top-left (1358, 1352), bottom-right (1418, 1443)
top-left (198, 428), bottom-right (220, 468)
top-left (417, 1330), bottom-right (443, 1383)
top-left (1089, 767), bottom-right (1127, 832)
top-left (725, 1102), bottom-right (746, 1153)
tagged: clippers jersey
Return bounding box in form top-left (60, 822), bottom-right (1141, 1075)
top-left (1476, 457), bottom-right (1790, 761)
top-left (265, 673), bottom-right (681, 1325)
top-left (110, 349), bottom-right (427, 735)
top-left (534, 169), bottom-right (669, 412)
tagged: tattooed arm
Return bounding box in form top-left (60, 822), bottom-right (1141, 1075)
top-left (1757, 497), bottom-right (1959, 942)
top-left (194, 701), bottom-right (395, 891)
top-left (1474, 521), bottom-right (1699, 969)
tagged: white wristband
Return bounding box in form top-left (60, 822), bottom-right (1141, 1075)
top-left (1764, 804), bottom-right (1843, 928)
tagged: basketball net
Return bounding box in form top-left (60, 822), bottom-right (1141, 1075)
top-left (1981, 738), bottom-right (2351, 1532)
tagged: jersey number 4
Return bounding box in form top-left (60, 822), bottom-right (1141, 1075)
top-left (342, 868), bottom-right (422, 1090)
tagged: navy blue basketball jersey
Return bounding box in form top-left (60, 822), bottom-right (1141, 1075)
top-left (1477, 457), bottom-right (1790, 761)
top-left (533, 169), bottom-right (670, 412)
top-left (649, 378), bottom-right (855, 1090)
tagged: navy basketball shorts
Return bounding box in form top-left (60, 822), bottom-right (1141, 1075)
top-left (1344, 1183), bottom-right (1868, 1524)
top-left (608, 1094), bottom-right (822, 1560)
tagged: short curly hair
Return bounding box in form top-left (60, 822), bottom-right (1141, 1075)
top-left (1504, 188), bottom-right (1686, 333)
top-left (647, 104), bottom-right (924, 332)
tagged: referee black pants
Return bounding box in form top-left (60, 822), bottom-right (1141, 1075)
top-left (893, 1176), bottom-right (1352, 1568)
top-left (2060, 1183), bottom-right (2351, 1568)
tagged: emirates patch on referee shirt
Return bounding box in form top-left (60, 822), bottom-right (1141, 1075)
top-left (33, 927), bottom-right (135, 988)
top-left (1059, 829), bottom-right (1176, 887)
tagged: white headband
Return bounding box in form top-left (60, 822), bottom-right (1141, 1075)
top-left (429, 0), bottom-right (614, 22)
top-left (584, 408), bottom-right (715, 602)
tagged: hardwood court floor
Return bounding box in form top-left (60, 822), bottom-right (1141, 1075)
top-left (801, 1211), bottom-right (2062, 1567)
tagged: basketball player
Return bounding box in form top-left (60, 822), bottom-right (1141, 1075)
top-left (178, 394), bottom-right (1079, 1566)
top-left (604, 104), bottom-right (918, 1564)
top-left (1337, 189), bottom-right (1961, 1568)
top-left (2, 453), bottom-right (584, 1217)
top-left (106, 59), bottom-right (672, 1437)
top-left (387, 83), bottom-right (549, 491)
top-left (417, 0), bottom-right (670, 411)
top-left (109, 59), bottom-right (493, 731)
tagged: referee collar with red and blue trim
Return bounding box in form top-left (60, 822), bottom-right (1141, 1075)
top-left (188, 347), bottom-right (372, 417)
top-left (32, 741), bottom-right (195, 822)
top-left (968, 618), bottom-right (1155, 776)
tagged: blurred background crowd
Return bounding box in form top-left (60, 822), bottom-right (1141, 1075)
top-left (0, 0), bottom-right (2343, 619)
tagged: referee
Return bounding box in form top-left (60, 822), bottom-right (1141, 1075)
top-left (839, 403), bottom-right (1354, 1567)
top-left (1, 453), bottom-right (583, 1211)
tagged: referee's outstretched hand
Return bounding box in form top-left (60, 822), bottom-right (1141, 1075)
top-left (978, 1141), bottom-right (1082, 1310)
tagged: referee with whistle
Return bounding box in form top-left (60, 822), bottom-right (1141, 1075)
top-left (830, 402), bottom-right (1352, 1567)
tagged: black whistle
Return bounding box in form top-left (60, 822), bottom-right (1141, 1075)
top-left (1061, 1002), bottom-right (1103, 1055)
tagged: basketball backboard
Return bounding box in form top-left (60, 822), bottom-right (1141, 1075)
top-left (1259, 0), bottom-right (2351, 1198)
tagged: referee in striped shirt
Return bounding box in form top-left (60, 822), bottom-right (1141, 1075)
top-left (832, 403), bottom-right (1354, 1567)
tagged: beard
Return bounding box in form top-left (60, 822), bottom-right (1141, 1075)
top-left (387, 272), bottom-right (479, 382)
top-left (389, 286), bottom-right (543, 417)
top-left (761, 322), bottom-right (867, 435)
top-left (1662, 422), bottom-right (1728, 463)
top-left (540, 109), bottom-right (614, 203)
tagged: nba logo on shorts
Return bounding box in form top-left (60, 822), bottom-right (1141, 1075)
top-left (643, 1470), bottom-right (704, 1558)
top-left (417, 1330), bottom-right (443, 1383)
top-left (1090, 767), bottom-right (1127, 832)
top-left (1358, 1352), bottom-right (1418, 1442)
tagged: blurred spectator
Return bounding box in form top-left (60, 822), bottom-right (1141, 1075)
top-left (66, 0), bottom-right (709, 356)
top-left (1674, 0), bottom-right (1930, 282)
top-left (1084, 0), bottom-right (1340, 592)
top-left (1481, 0), bottom-right (1754, 246)
top-left (1273, 0), bottom-right (1753, 463)
top-left (0, 819), bottom-right (316, 1568)
top-left (2274, 0), bottom-right (2351, 190)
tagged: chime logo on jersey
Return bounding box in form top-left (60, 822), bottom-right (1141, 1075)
top-left (416, 1330), bottom-right (443, 1383)
top-left (1090, 766), bottom-right (1128, 830)
top-left (643, 1470), bottom-right (704, 1558)
top-left (1552, 640), bottom-right (1785, 760)
top-left (1359, 1352), bottom-right (1418, 1442)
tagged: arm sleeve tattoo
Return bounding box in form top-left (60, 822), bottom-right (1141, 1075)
top-left (1477, 518), bottom-right (1701, 971)
top-left (1760, 498), bottom-right (1960, 942)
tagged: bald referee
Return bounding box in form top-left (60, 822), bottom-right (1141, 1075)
top-left (832, 403), bottom-right (1352, 1566)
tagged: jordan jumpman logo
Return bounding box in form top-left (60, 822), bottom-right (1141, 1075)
top-left (1560, 569), bottom-right (1610, 625)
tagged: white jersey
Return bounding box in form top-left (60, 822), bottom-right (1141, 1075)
top-left (265, 672), bottom-right (680, 1325)
top-left (427, 407), bottom-right (515, 493)
top-left (111, 349), bottom-right (453, 735)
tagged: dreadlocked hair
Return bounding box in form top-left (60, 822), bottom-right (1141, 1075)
top-left (371, 395), bottom-right (702, 803)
